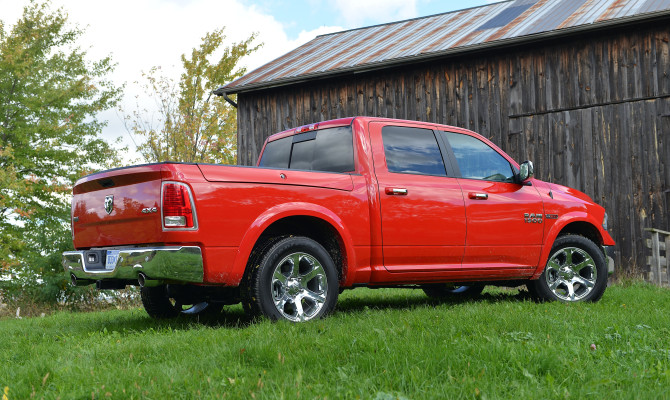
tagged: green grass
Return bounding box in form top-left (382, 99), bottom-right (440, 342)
top-left (1, 283), bottom-right (669, 399)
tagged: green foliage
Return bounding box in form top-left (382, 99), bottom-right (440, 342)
top-left (1, 284), bottom-right (669, 398)
top-left (0, 1), bottom-right (122, 300)
top-left (125, 29), bottom-right (260, 164)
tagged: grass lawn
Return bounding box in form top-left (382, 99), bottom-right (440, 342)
top-left (1, 283), bottom-right (669, 399)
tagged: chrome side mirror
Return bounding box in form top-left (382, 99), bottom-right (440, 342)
top-left (518, 160), bottom-right (534, 182)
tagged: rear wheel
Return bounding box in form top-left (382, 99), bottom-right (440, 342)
top-left (140, 285), bottom-right (223, 319)
top-left (422, 284), bottom-right (485, 299)
top-left (527, 234), bottom-right (607, 302)
top-left (245, 236), bottom-right (339, 322)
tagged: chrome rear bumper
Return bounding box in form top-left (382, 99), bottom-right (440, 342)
top-left (62, 246), bottom-right (204, 285)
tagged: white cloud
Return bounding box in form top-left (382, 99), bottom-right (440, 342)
top-left (0, 0), bottom-right (340, 163)
top-left (333, 0), bottom-right (418, 27)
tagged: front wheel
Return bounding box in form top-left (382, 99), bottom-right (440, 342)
top-left (527, 234), bottom-right (607, 302)
top-left (245, 236), bottom-right (339, 322)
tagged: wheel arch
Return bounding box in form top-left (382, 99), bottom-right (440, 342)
top-left (232, 203), bottom-right (355, 286)
top-left (532, 213), bottom-right (606, 279)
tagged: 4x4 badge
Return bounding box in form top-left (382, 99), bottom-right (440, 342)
top-left (104, 195), bottom-right (114, 215)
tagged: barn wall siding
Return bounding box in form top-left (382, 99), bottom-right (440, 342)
top-left (236, 22), bottom-right (670, 271)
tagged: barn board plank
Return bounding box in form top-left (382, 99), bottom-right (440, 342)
top-left (545, 44), bottom-right (558, 111)
top-left (499, 54), bottom-right (511, 149)
top-left (641, 31), bottom-right (653, 97)
top-left (611, 38), bottom-right (622, 103)
top-left (591, 107), bottom-right (605, 204)
top-left (567, 110), bottom-right (580, 190)
top-left (551, 111), bottom-right (565, 184)
top-left (356, 80), bottom-right (365, 116)
top-left (488, 60), bottom-right (502, 143)
top-left (581, 108), bottom-right (594, 197)
top-left (632, 31), bottom-right (644, 99)
top-left (658, 31), bottom-right (670, 95)
top-left (509, 56), bottom-right (522, 117)
top-left (594, 42), bottom-right (612, 103)
top-left (432, 66), bottom-right (440, 123)
top-left (476, 63), bottom-right (489, 137)
top-left (446, 63), bottom-right (457, 126)
top-left (469, 63), bottom-right (478, 132)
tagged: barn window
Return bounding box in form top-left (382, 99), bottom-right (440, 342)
top-left (442, 131), bottom-right (514, 182)
top-left (382, 126), bottom-right (447, 176)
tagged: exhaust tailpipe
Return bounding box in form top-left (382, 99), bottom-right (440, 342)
top-left (138, 272), bottom-right (147, 288)
top-left (70, 273), bottom-right (94, 287)
top-left (137, 272), bottom-right (160, 288)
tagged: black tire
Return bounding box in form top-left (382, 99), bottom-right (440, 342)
top-left (240, 235), bottom-right (290, 319)
top-left (245, 236), bottom-right (339, 322)
top-left (422, 284), bottom-right (485, 299)
top-left (527, 234), bottom-right (607, 302)
top-left (140, 285), bottom-right (223, 319)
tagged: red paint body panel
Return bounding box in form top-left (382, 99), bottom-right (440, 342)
top-left (70, 117), bottom-right (614, 288)
top-left (368, 121), bottom-right (466, 272)
top-left (457, 179), bottom-right (543, 272)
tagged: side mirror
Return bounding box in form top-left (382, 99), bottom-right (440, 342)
top-left (518, 160), bottom-right (534, 182)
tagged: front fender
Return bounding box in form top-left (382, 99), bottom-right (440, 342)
top-left (230, 202), bottom-right (357, 286)
top-left (531, 211), bottom-right (614, 279)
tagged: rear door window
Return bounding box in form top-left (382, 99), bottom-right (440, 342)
top-left (381, 126), bottom-right (446, 176)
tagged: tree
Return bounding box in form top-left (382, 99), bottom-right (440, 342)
top-left (0, 0), bottom-right (122, 301)
top-left (125, 28), bottom-right (259, 164)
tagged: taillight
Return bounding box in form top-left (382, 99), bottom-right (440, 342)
top-left (162, 182), bottom-right (196, 229)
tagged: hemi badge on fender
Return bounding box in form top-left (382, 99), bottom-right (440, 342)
top-left (545, 214), bottom-right (558, 219)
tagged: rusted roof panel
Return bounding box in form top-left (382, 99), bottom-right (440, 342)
top-left (223, 0), bottom-right (670, 93)
top-left (640, 0), bottom-right (670, 12)
top-left (477, 2), bottom-right (537, 30)
top-left (522, 0), bottom-right (587, 35)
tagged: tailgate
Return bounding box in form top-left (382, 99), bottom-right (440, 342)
top-left (72, 164), bottom-right (164, 248)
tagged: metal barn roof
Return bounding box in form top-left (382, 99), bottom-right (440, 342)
top-left (220, 0), bottom-right (670, 94)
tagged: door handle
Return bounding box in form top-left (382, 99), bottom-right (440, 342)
top-left (385, 187), bottom-right (408, 195)
top-left (468, 192), bottom-right (488, 200)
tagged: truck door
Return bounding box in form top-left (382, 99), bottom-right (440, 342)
top-left (440, 130), bottom-right (544, 274)
top-left (369, 122), bottom-right (466, 274)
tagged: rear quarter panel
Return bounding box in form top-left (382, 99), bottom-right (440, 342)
top-left (193, 166), bottom-right (371, 285)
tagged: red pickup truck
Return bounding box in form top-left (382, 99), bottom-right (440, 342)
top-left (63, 117), bottom-right (614, 322)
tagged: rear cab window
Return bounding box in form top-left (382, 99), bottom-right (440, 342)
top-left (259, 126), bottom-right (354, 173)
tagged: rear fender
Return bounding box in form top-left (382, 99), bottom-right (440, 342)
top-left (230, 202), bottom-right (357, 286)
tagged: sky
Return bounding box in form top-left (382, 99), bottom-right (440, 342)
top-left (0, 0), bottom-right (498, 162)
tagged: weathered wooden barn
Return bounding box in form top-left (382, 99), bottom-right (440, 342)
top-left (217, 0), bottom-right (670, 272)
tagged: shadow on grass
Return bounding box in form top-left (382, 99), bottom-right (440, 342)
top-left (336, 287), bottom-right (534, 314)
top-left (76, 287), bottom-right (536, 333)
top-left (76, 306), bottom-right (255, 334)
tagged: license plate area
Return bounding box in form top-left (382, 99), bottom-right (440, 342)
top-left (105, 250), bottom-right (120, 270)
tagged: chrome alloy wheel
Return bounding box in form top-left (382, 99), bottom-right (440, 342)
top-left (545, 246), bottom-right (597, 301)
top-left (271, 252), bottom-right (328, 322)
